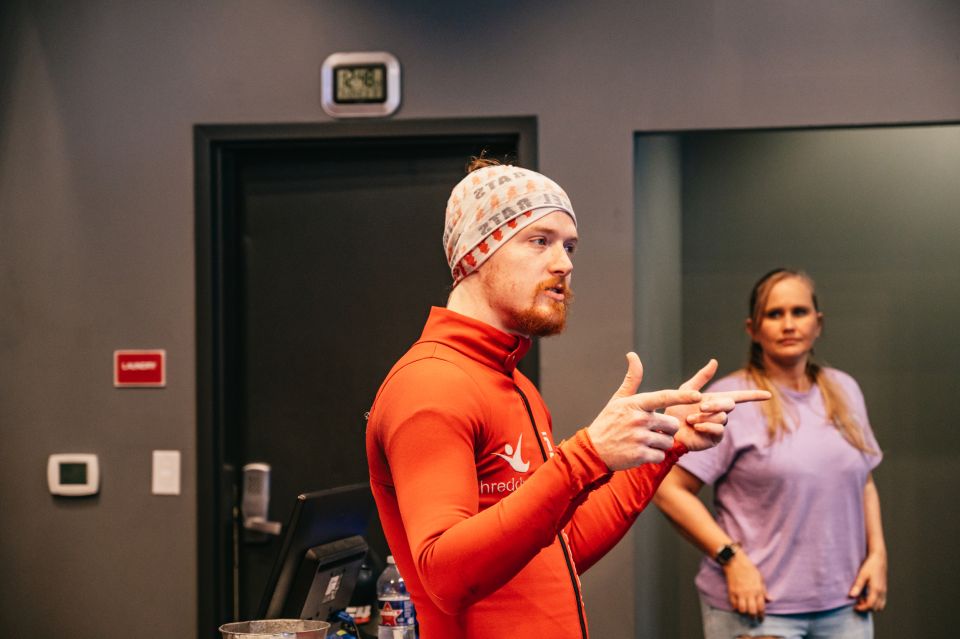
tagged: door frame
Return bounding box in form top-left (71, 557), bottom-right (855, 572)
top-left (194, 117), bottom-right (538, 637)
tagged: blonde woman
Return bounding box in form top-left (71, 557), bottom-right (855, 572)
top-left (655, 269), bottom-right (887, 639)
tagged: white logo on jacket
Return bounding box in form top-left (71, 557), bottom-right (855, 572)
top-left (492, 433), bottom-right (530, 473)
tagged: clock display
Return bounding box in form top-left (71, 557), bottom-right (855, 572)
top-left (321, 52), bottom-right (400, 117)
top-left (334, 64), bottom-right (387, 104)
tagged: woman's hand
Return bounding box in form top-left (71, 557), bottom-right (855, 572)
top-left (724, 552), bottom-right (771, 621)
top-left (849, 551), bottom-right (888, 611)
top-left (853, 475), bottom-right (888, 612)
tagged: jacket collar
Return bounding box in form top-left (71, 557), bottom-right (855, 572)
top-left (418, 307), bottom-right (531, 374)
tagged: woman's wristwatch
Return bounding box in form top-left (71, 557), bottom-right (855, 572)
top-left (715, 542), bottom-right (741, 566)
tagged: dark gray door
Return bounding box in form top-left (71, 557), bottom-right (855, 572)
top-left (196, 120), bottom-right (537, 633)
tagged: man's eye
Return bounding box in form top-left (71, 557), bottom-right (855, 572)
top-left (564, 244), bottom-right (577, 254)
top-left (531, 237), bottom-right (547, 246)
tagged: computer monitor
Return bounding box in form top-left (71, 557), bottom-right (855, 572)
top-left (258, 483), bottom-right (376, 622)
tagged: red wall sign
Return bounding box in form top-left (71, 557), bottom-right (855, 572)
top-left (114, 350), bottom-right (166, 388)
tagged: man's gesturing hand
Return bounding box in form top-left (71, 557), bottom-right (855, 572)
top-left (667, 359), bottom-right (772, 452)
top-left (587, 352), bottom-right (702, 471)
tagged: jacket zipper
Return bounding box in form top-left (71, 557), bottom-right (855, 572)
top-left (515, 384), bottom-right (588, 639)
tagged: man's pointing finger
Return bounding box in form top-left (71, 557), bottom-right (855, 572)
top-left (635, 389), bottom-right (702, 412)
top-left (712, 389), bottom-right (772, 404)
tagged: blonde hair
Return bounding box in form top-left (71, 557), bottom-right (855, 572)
top-left (745, 269), bottom-right (875, 454)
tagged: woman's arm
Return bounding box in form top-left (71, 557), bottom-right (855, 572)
top-left (653, 466), bottom-right (724, 553)
top-left (653, 466), bottom-right (770, 619)
top-left (850, 473), bottom-right (888, 611)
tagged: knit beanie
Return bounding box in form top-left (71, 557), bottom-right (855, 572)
top-left (443, 164), bottom-right (577, 283)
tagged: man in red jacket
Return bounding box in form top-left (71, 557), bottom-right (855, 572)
top-left (366, 157), bottom-right (768, 638)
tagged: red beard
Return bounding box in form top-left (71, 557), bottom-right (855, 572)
top-left (512, 277), bottom-right (575, 337)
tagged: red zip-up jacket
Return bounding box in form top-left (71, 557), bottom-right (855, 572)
top-left (366, 307), bottom-right (685, 638)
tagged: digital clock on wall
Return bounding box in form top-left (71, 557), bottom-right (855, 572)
top-left (321, 52), bottom-right (401, 118)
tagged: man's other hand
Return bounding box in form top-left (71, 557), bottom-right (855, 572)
top-left (587, 352), bottom-right (701, 471)
top-left (667, 359), bottom-right (771, 452)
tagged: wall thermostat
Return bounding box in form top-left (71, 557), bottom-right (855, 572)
top-left (48, 453), bottom-right (100, 496)
top-left (321, 51), bottom-right (401, 118)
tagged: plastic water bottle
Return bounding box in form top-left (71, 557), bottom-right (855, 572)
top-left (376, 555), bottom-right (416, 639)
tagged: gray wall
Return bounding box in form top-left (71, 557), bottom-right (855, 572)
top-left (1, 1), bottom-right (958, 637)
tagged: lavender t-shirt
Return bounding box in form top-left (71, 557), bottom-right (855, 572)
top-left (678, 368), bottom-right (882, 614)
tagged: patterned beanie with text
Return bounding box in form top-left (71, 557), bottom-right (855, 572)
top-left (443, 164), bottom-right (577, 283)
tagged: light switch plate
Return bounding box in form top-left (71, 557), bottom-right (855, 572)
top-left (152, 450), bottom-right (181, 495)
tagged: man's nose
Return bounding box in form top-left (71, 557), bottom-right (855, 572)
top-left (549, 244), bottom-right (573, 275)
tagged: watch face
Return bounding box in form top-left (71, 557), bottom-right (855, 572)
top-left (717, 544), bottom-right (737, 564)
